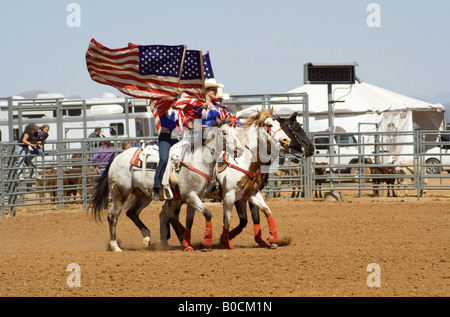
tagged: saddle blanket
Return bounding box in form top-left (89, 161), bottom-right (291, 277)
top-left (129, 140), bottom-right (188, 200)
top-left (130, 145), bottom-right (159, 169)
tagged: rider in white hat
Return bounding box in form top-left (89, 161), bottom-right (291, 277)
top-left (202, 79), bottom-right (241, 127)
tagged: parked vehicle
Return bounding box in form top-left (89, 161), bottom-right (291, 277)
top-left (422, 138), bottom-right (450, 174)
top-left (313, 134), bottom-right (374, 173)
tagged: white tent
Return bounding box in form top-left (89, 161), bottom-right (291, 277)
top-left (236, 81), bottom-right (444, 131)
top-left (234, 81), bottom-right (445, 161)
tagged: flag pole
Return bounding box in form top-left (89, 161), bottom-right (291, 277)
top-left (199, 50), bottom-right (206, 102)
top-left (177, 45), bottom-right (188, 97)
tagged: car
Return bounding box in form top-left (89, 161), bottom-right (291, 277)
top-left (313, 134), bottom-right (375, 173)
top-left (422, 142), bottom-right (450, 174)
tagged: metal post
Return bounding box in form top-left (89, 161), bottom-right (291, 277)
top-left (328, 84), bottom-right (336, 192)
top-left (56, 99), bottom-right (65, 210)
top-left (303, 93), bottom-right (313, 201)
top-left (124, 98), bottom-right (130, 137)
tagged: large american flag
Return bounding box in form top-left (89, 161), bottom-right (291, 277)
top-left (86, 39), bottom-right (187, 100)
top-left (86, 39), bottom-right (207, 132)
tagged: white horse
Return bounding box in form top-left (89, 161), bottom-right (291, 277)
top-left (158, 119), bottom-right (244, 251)
top-left (160, 109), bottom-right (292, 249)
top-left (89, 119), bottom-right (241, 252)
top-left (215, 109), bottom-right (291, 249)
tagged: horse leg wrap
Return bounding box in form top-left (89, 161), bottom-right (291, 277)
top-left (182, 230), bottom-right (195, 251)
top-left (220, 227), bottom-right (234, 249)
top-left (201, 221), bottom-right (213, 247)
top-left (253, 224), bottom-right (269, 247)
top-left (229, 226), bottom-right (242, 240)
top-left (267, 216), bottom-right (278, 243)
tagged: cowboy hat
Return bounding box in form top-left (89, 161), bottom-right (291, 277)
top-left (204, 78), bottom-right (224, 89)
top-left (217, 87), bottom-right (230, 100)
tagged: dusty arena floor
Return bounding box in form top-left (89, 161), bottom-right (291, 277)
top-left (0, 197), bottom-right (449, 298)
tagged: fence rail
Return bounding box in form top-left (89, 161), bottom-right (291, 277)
top-left (2, 129), bottom-right (449, 217)
top-left (263, 130), bottom-right (450, 200)
top-left (0, 137), bottom-right (156, 217)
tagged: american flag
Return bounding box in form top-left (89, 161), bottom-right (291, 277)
top-left (203, 52), bottom-right (215, 79)
top-left (153, 50), bottom-right (205, 132)
top-left (86, 39), bottom-right (207, 133)
top-left (85, 38), bottom-right (186, 100)
top-left (178, 49), bottom-right (205, 101)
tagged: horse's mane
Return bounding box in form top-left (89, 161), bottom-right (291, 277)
top-left (238, 111), bottom-right (272, 146)
top-left (241, 111), bottom-right (272, 129)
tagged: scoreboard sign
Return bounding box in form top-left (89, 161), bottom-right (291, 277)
top-left (304, 63), bottom-right (358, 85)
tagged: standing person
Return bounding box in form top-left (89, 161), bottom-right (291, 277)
top-left (88, 127), bottom-right (105, 150)
top-left (92, 141), bottom-right (115, 174)
top-left (31, 124), bottom-right (50, 155)
top-left (16, 122), bottom-right (41, 181)
top-left (88, 127), bottom-right (104, 138)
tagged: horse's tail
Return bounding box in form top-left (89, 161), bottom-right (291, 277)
top-left (89, 161), bottom-right (112, 222)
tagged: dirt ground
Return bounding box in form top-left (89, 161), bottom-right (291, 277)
top-left (0, 196), bottom-right (449, 298)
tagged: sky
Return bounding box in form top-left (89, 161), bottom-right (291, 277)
top-left (1, 0), bottom-right (450, 103)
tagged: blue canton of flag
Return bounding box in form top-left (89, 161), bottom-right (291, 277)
top-left (139, 45), bottom-right (185, 77)
top-left (202, 52), bottom-right (214, 79)
top-left (180, 50), bottom-right (203, 80)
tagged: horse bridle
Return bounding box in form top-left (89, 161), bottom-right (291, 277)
top-left (265, 124), bottom-right (282, 139)
top-left (286, 121), bottom-right (307, 154)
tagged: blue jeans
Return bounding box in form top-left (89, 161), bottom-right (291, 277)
top-left (16, 145), bottom-right (36, 178)
top-left (153, 132), bottom-right (178, 190)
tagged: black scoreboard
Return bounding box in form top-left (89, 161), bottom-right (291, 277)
top-left (304, 63), bottom-right (358, 85)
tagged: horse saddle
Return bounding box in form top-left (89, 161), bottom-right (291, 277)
top-left (129, 140), bottom-right (188, 200)
top-left (130, 145), bottom-right (159, 169)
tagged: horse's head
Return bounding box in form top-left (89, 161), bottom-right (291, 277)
top-left (212, 118), bottom-right (244, 158)
top-left (256, 108), bottom-right (291, 152)
top-left (275, 112), bottom-right (314, 158)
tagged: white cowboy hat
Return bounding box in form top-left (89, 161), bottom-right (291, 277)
top-left (204, 78), bottom-right (224, 89)
top-left (217, 87), bottom-right (230, 100)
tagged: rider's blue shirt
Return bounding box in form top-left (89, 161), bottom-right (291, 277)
top-left (202, 107), bottom-right (221, 127)
top-left (159, 110), bottom-right (177, 131)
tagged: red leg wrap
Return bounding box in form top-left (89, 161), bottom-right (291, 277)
top-left (182, 230), bottom-right (195, 251)
top-left (201, 221), bottom-right (213, 247)
top-left (267, 216), bottom-right (278, 243)
top-left (254, 224), bottom-right (270, 247)
top-left (220, 227), bottom-right (235, 249)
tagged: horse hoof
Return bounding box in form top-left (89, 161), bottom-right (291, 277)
top-left (269, 243), bottom-right (278, 249)
top-left (267, 234), bottom-right (279, 243)
top-left (184, 245), bottom-right (195, 251)
top-left (143, 236), bottom-right (151, 248)
top-left (201, 238), bottom-right (213, 247)
top-left (222, 243), bottom-right (234, 250)
top-left (109, 241), bottom-right (122, 252)
top-left (255, 239), bottom-right (270, 248)
top-left (220, 236), bottom-right (235, 249)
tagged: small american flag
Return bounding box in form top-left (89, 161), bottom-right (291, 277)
top-left (178, 49), bottom-right (205, 101)
top-left (155, 50), bottom-right (205, 132)
top-left (86, 39), bottom-right (186, 99)
top-left (203, 52), bottom-right (215, 79)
